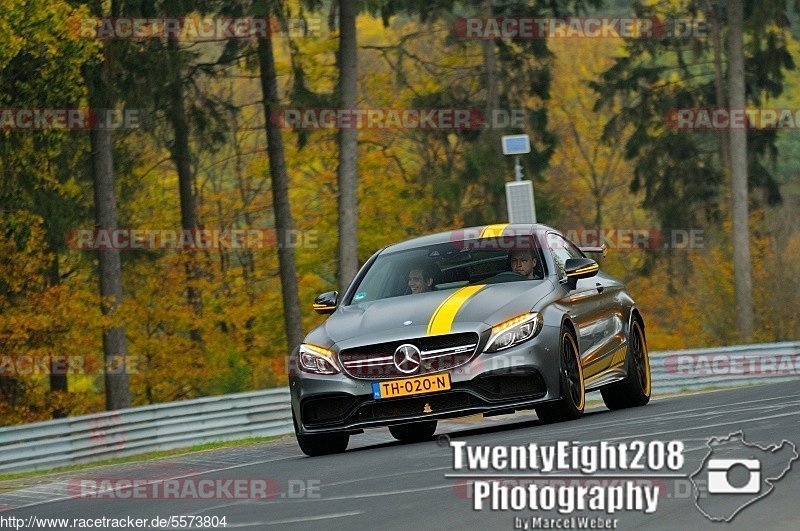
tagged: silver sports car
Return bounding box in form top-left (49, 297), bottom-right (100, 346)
top-left (289, 224), bottom-right (651, 456)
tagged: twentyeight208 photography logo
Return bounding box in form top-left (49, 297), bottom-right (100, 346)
top-left (690, 432), bottom-right (798, 522)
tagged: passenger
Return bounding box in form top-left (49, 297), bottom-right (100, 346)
top-left (407, 261), bottom-right (439, 294)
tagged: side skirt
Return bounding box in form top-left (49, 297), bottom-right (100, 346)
top-left (584, 343), bottom-right (628, 391)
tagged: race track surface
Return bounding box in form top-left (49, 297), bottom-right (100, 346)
top-left (2, 381), bottom-right (799, 530)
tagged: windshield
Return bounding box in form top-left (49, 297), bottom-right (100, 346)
top-left (347, 237), bottom-right (548, 305)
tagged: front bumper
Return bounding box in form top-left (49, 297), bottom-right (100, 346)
top-left (290, 325), bottom-right (562, 434)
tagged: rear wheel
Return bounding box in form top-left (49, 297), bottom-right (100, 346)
top-left (389, 420), bottom-right (438, 442)
top-left (536, 325), bottom-right (585, 424)
top-left (293, 412), bottom-right (349, 456)
top-left (601, 318), bottom-right (651, 410)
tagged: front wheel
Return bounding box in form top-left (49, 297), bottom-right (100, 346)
top-left (389, 420), bottom-right (438, 442)
top-left (536, 325), bottom-right (585, 424)
top-left (293, 412), bottom-right (349, 456)
top-left (600, 318), bottom-right (651, 410)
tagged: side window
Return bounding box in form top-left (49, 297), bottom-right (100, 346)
top-left (547, 233), bottom-right (584, 279)
top-left (351, 259), bottom-right (394, 303)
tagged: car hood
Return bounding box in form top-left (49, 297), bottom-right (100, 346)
top-left (306, 280), bottom-right (555, 348)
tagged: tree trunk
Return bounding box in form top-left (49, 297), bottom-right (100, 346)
top-left (480, 0), bottom-right (505, 218)
top-left (91, 126), bottom-right (131, 410)
top-left (481, 0), bottom-right (499, 123)
top-left (705, 0), bottom-right (731, 174)
top-left (257, 0), bottom-right (304, 351)
top-left (593, 194), bottom-right (603, 229)
top-left (166, 38), bottom-right (203, 341)
top-left (337, 0), bottom-right (360, 294)
top-left (47, 253), bottom-right (67, 418)
top-left (727, 0), bottom-right (754, 339)
top-left (87, 42), bottom-right (131, 409)
top-left (84, 0), bottom-right (130, 410)
top-left (233, 115), bottom-right (258, 346)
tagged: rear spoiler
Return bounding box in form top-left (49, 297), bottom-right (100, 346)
top-left (578, 243), bottom-right (608, 258)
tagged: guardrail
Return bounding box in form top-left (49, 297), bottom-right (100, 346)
top-left (0, 388), bottom-right (292, 474)
top-left (0, 341), bottom-right (797, 474)
top-left (649, 341), bottom-right (800, 394)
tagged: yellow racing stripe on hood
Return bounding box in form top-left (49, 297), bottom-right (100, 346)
top-left (479, 224), bottom-right (508, 238)
top-left (427, 285), bottom-right (486, 336)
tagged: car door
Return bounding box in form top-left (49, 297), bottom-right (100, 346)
top-left (546, 232), bottom-right (621, 380)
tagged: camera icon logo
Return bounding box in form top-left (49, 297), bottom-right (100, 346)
top-left (691, 432), bottom-right (798, 522)
top-left (707, 458), bottom-right (761, 494)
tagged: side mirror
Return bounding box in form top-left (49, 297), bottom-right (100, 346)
top-left (578, 243), bottom-right (608, 260)
top-left (564, 258), bottom-right (599, 290)
top-left (313, 291), bottom-right (338, 314)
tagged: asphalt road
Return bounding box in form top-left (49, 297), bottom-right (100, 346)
top-left (3, 381), bottom-right (799, 530)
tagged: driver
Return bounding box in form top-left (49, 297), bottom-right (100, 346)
top-left (407, 261), bottom-right (439, 294)
top-left (509, 249), bottom-right (539, 279)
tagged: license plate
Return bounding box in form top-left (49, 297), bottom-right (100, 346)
top-left (372, 373), bottom-right (451, 399)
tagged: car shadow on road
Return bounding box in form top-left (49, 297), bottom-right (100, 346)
top-left (340, 409), bottom-right (608, 455)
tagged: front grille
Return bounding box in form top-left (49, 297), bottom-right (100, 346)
top-left (338, 332), bottom-right (480, 379)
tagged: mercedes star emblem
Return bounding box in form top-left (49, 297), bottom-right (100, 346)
top-left (393, 344), bottom-right (422, 374)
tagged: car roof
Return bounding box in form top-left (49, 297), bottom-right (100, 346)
top-left (381, 223), bottom-right (558, 254)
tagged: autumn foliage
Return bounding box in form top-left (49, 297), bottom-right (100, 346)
top-left (1, 4), bottom-right (799, 424)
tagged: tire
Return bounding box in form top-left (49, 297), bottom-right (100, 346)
top-left (293, 412), bottom-right (349, 456)
top-left (601, 317), bottom-right (651, 410)
top-left (389, 420), bottom-right (438, 442)
top-left (536, 324), bottom-right (585, 424)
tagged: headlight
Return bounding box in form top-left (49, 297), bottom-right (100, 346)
top-left (298, 344), bottom-right (340, 375)
top-left (484, 312), bottom-right (543, 353)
